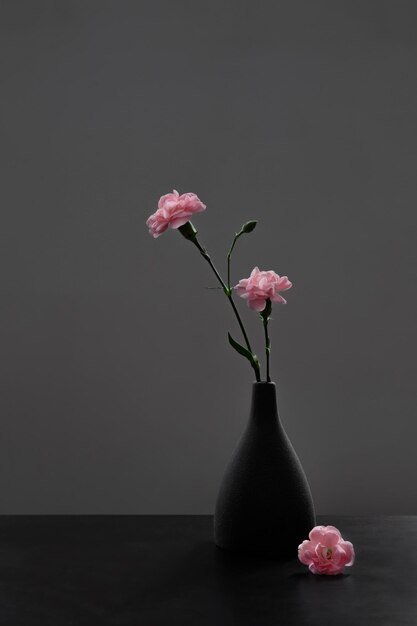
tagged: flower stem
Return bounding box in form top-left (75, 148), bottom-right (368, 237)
top-left (181, 222), bottom-right (261, 382)
top-left (263, 318), bottom-right (271, 382)
top-left (226, 220), bottom-right (257, 290)
top-left (260, 298), bottom-right (272, 383)
top-left (227, 235), bottom-right (239, 290)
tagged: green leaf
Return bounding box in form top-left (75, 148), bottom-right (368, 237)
top-left (240, 220), bottom-right (257, 234)
top-left (228, 332), bottom-right (258, 368)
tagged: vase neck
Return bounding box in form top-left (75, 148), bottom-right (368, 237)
top-left (250, 382), bottom-right (279, 422)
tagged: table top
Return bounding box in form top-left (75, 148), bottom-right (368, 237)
top-left (0, 515), bottom-right (416, 625)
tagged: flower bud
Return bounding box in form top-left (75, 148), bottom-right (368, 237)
top-left (240, 220), bottom-right (257, 234)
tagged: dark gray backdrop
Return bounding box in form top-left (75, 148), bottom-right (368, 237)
top-left (1, 0), bottom-right (416, 514)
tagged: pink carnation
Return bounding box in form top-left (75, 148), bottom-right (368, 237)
top-left (298, 525), bottom-right (355, 575)
top-left (234, 267), bottom-right (292, 312)
top-left (146, 190), bottom-right (206, 238)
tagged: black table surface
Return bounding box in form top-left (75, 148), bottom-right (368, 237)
top-left (0, 515), bottom-right (416, 626)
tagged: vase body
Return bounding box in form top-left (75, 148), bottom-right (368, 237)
top-left (214, 382), bottom-right (315, 558)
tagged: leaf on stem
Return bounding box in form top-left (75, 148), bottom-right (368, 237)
top-left (228, 332), bottom-right (259, 368)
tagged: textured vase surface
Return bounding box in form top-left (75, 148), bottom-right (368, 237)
top-left (214, 382), bottom-right (315, 558)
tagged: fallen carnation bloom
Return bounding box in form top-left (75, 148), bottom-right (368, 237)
top-left (298, 525), bottom-right (355, 575)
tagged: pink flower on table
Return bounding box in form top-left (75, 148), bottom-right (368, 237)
top-left (234, 267), bottom-right (292, 312)
top-left (146, 190), bottom-right (206, 238)
top-left (298, 525), bottom-right (355, 575)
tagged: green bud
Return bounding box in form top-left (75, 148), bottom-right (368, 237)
top-left (241, 220), bottom-right (257, 234)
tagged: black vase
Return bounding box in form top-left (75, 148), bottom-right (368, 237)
top-left (214, 382), bottom-right (315, 558)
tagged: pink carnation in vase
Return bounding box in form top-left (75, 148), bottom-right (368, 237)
top-left (298, 525), bottom-right (355, 575)
top-left (146, 189), bottom-right (206, 238)
top-left (234, 267), bottom-right (292, 312)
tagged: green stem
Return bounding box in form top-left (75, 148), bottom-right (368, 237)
top-left (182, 223), bottom-right (260, 382)
top-left (263, 318), bottom-right (271, 382)
top-left (260, 298), bottom-right (272, 383)
top-left (227, 234), bottom-right (239, 290)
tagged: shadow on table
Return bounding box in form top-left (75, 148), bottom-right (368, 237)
top-left (136, 538), bottom-right (356, 625)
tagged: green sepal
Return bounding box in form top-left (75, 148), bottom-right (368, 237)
top-left (260, 298), bottom-right (272, 322)
top-left (178, 221), bottom-right (197, 241)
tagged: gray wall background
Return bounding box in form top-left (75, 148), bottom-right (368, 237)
top-left (1, 0), bottom-right (416, 514)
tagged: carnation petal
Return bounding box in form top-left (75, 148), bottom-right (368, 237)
top-left (169, 215), bottom-right (191, 229)
top-left (340, 541), bottom-right (355, 566)
top-left (325, 525), bottom-right (343, 538)
top-left (298, 540), bottom-right (315, 565)
top-left (179, 192), bottom-right (206, 212)
top-left (248, 298), bottom-right (267, 311)
top-left (277, 276), bottom-right (293, 291)
top-left (158, 191), bottom-right (179, 210)
top-left (309, 563), bottom-right (321, 574)
top-left (326, 564), bottom-right (344, 575)
top-left (309, 526), bottom-right (327, 543)
top-left (322, 528), bottom-right (342, 547)
top-left (234, 279), bottom-right (248, 293)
